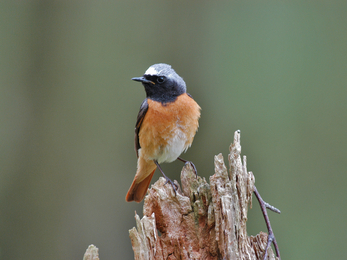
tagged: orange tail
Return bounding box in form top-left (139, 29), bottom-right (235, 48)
top-left (126, 158), bottom-right (157, 202)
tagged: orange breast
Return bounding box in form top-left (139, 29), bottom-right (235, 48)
top-left (139, 93), bottom-right (200, 162)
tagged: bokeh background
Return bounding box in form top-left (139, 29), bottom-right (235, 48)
top-left (1, 1), bottom-right (346, 259)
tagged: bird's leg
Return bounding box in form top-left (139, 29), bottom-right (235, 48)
top-left (154, 160), bottom-right (178, 195)
top-left (253, 185), bottom-right (281, 260)
top-left (177, 157), bottom-right (197, 177)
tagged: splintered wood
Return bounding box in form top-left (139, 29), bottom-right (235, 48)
top-left (83, 245), bottom-right (100, 260)
top-left (129, 131), bottom-right (277, 260)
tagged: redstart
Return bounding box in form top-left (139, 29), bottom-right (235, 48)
top-left (125, 63), bottom-right (201, 202)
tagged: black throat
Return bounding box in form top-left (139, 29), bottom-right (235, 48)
top-left (143, 83), bottom-right (184, 104)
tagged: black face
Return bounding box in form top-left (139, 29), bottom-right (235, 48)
top-left (132, 74), bottom-right (186, 104)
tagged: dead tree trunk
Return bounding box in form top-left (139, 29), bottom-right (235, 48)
top-left (128, 131), bottom-right (278, 260)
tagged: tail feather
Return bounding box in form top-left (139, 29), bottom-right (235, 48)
top-left (125, 164), bottom-right (156, 202)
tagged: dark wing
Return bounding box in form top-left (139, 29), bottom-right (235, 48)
top-left (135, 98), bottom-right (149, 158)
top-left (187, 93), bottom-right (193, 98)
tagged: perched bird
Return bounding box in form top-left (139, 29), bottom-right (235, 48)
top-left (125, 63), bottom-right (201, 202)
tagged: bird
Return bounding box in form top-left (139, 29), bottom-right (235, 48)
top-left (125, 63), bottom-right (201, 202)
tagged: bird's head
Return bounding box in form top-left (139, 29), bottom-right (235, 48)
top-left (132, 63), bottom-right (186, 103)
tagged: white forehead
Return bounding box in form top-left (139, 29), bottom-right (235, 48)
top-left (144, 66), bottom-right (160, 75)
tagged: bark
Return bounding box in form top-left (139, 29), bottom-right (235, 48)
top-left (128, 130), bottom-right (278, 260)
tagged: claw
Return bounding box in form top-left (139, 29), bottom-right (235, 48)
top-left (186, 161), bottom-right (198, 178)
top-left (163, 177), bottom-right (178, 196)
top-left (177, 157), bottom-right (198, 178)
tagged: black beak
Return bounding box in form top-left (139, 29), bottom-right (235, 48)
top-left (132, 76), bottom-right (155, 85)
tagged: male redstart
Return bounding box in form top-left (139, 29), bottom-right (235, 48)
top-left (125, 63), bottom-right (201, 202)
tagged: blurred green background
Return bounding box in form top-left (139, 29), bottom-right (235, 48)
top-left (1, 1), bottom-right (346, 259)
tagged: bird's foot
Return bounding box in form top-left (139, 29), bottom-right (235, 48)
top-left (163, 176), bottom-right (178, 196)
top-left (154, 160), bottom-right (178, 196)
top-left (177, 157), bottom-right (198, 178)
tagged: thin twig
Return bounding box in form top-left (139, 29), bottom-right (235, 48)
top-left (253, 185), bottom-right (281, 260)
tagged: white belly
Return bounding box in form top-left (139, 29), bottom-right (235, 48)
top-left (156, 129), bottom-right (187, 164)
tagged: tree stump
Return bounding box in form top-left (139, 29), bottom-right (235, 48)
top-left (128, 131), bottom-right (278, 260)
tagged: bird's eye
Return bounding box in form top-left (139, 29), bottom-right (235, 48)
top-left (157, 76), bottom-right (166, 84)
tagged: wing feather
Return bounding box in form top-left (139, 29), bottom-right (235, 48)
top-left (134, 99), bottom-right (149, 158)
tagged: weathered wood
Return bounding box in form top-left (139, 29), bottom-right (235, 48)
top-left (128, 130), bottom-right (278, 260)
top-left (83, 244), bottom-right (100, 260)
